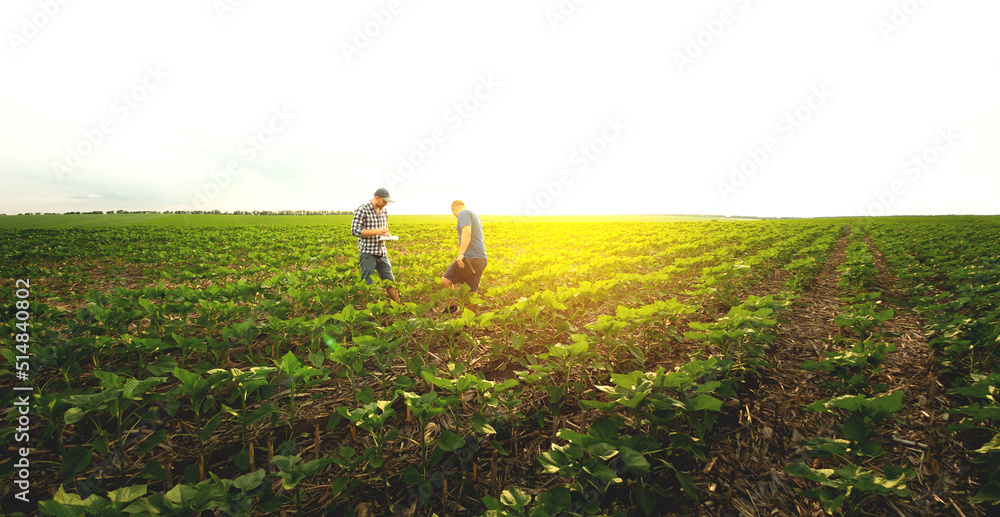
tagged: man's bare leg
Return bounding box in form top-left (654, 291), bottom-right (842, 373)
top-left (386, 286), bottom-right (401, 305)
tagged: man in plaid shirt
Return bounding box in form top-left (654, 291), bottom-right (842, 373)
top-left (351, 188), bottom-right (401, 304)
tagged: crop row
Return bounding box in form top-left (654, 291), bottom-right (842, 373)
top-left (865, 217), bottom-right (1000, 506)
top-left (786, 229), bottom-right (915, 514)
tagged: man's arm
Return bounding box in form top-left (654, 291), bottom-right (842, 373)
top-left (352, 208), bottom-right (388, 237)
top-left (457, 225), bottom-right (472, 267)
top-left (351, 208), bottom-right (364, 237)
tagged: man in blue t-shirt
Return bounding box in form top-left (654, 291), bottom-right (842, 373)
top-left (441, 200), bottom-right (487, 311)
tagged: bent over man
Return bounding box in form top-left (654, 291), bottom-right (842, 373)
top-left (441, 200), bottom-right (487, 311)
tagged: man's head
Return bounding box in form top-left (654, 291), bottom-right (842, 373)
top-left (372, 188), bottom-right (393, 209)
top-left (451, 200), bottom-right (465, 218)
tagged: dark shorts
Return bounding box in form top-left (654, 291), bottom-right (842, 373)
top-left (443, 257), bottom-right (487, 292)
top-left (359, 252), bottom-right (394, 284)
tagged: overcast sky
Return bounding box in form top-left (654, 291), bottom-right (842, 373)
top-left (2, 1), bottom-right (998, 217)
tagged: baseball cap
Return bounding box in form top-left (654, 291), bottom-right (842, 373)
top-left (374, 187), bottom-right (394, 203)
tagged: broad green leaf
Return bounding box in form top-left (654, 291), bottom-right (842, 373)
top-left (331, 477), bottom-right (350, 498)
top-left (688, 394), bottom-right (723, 412)
top-left (38, 499), bottom-right (87, 517)
top-left (840, 413), bottom-right (870, 443)
top-left (60, 445), bottom-right (93, 486)
top-left (785, 463), bottom-right (832, 483)
top-left (973, 433), bottom-right (1000, 455)
top-left (107, 485), bottom-right (147, 505)
top-left (586, 442), bottom-right (619, 461)
top-left (675, 470), bottom-right (698, 501)
top-left (137, 429), bottom-right (166, 456)
top-left (470, 412), bottom-right (496, 435)
top-left (139, 461), bottom-right (166, 480)
top-left (233, 469), bottom-right (266, 491)
top-left (586, 462), bottom-right (623, 485)
top-left (402, 465), bottom-right (424, 486)
top-left (867, 390), bottom-right (904, 421)
top-left (198, 413), bottom-right (223, 442)
top-left (63, 407), bottom-right (86, 425)
top-left (437, 430), bottom-right (465, 452)
top-left (500, 487), bottom-right (531, 511)
top-left (587, 417), bottom-right (619, 441)
top-left (618, 446), bottom-right (650, 476)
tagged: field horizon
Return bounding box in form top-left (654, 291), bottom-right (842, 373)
top-left (0, 213), bottom-right (759, 229)
top-left (4, 212), bottom-right (998, 230)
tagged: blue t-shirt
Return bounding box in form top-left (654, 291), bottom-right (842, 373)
top-left (457, 209), bottom-right (487, 260)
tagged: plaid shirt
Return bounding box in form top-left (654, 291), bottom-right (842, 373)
top-left (351, 202), bottom-right (388, 257)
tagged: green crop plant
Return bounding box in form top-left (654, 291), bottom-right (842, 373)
top-left (545, 334), bottom-right (601, 401)
top-left (785, 462), bottom-right (915, 516)
top-left (802, 340), bottom-right (896, 394)
top-left (586, 312), bottom-right (639, 370)
top-left (836, 242), bottom-right (878, 294)
top-left (582, 359), bottom-right (732, 441)
top-left (25, 338), bottom-right (87, 391)
top-left (33, 393), bottom-right (73, 456)
top-left (215, 366), bottom-right (276, 470)
top-left (399, 390), bottom-right (460, 479)
top-left (82, 293), bottom-right (144, 336)
top-left (784, 256), bottom-right (820, 289)
top-left (833, 303), bottom-right (894, 341)
top-left (195, 299), bottom-right (249, 343)
top-left (39, 484), bottom-right (149, 517)
top-left (580, 358), bottom-right (736, 504)
top-left (103, 469), bottom-right (277, 516)
top-left (478, 486), bottom-right (533, 517)
top-left (946, 372), bottom-right (1000, 504)
top-left (927, 315), bottom-right (1000, 374)
top-left (324, 335), bottom-right (367, 398)
top-left (271, 454), bottom-right (334, 515)
top-left (801, 391), bottom-right (904, 460)
top-left (685, 295), bottom-right (788, 368)
top-left (64, 371), bottom-right (166, 485)
top-left (617, 298), bottom-right (696, 346)
top-left (329, 303), bottom-right (377, 342)
top-left (121, 335), bottom-right (177, 375)
top-left (273, 351), bottom-right (329, 446)
top-left (285, 285), bottom-right (317, 317)
top-left (353, 334), bottom-right (405, 399)
top-left (170, 367), bottom-right (229, 482)
top-left (433, 307), bottom-right (479, 361)
top-left (536, 416), bottom-right (664, 514)
top-left (336, 398), bottom-right (398, 507)
top-left (218, 321), bottom-right (263, 363)
top-left (167, 332), bottom-right (207, 368)
top-left (328, 446), bottom-right (371, 514)
top-left (264, 315), bottom-right (309, 360)
top-left (137, 297), bottom-right (180, 339)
